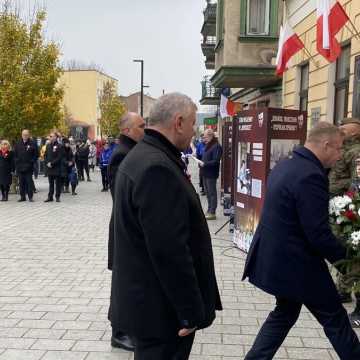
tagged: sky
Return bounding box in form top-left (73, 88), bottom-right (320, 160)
top-left (12, 0), bottom-right (211, 106)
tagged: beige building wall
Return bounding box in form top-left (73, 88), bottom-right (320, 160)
top-left (283, 0), bottom-right (359, 128)
top-left (216, 0), bottom-right (281, 70)
top-left (119, 92), bottom-right (156, 119)
top-left (59, 70), bottom-right (118, 139)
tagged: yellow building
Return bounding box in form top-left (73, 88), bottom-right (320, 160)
top-left (283, 0), bottom-right (360, 127)
top-left (59, 70), bottom-right (118, 140)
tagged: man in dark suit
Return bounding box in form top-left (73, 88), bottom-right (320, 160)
top-left (110, 93), bottom-right (222, 360)
top-left (44, 132), bottom-right (63, 203)
top-left (243, 122), bottom-right (360, 359)
top-left (107, 112), bottom-right (145, 351)
top-left (14, 129), bottom-right (37, 202)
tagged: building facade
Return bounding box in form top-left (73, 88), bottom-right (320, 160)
top-left (119, 92), bottom-right (157, 120)
top-left (59, 70), bottom-right (118, 140)
top-left (200, 0), bottom-right (284, 138)
top-left (283, 0), bottom-right (360, 128)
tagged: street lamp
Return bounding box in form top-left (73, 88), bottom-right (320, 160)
top-left (133, 59), bottom-right (147, 117)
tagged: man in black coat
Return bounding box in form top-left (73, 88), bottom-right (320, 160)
top-left (44, 132), bottom-right (63, 203)
top-left (14, 129), bottom-right (37, 202)
top-left (110, 93), bottom-right (222, 360)
top-left (107, 112), bottom-right (145, 351)
top-left (243, 122), bottom-right (360, 359)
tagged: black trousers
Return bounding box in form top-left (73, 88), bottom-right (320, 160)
top-left (0, 184), bottom-right (10, 197)
top-left (203, 177), bottom-right (218, 214)
top-left (134, 332), bottom-right (195, 360)
top-left (18, 172), bottom-right (33, 199)
top-left (101, 167), bottom-right (109, 189)
top-left (245, 297), bottom-right (360, 360)
top-left (48, 175), bottom-right (61, 200)
top-left (82, 160), bottom-right (90, 179)
top-left (199, 167), bottom-right (204, 191)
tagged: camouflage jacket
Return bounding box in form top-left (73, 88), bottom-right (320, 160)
top-left (329, 136), bottom-right (360, 196)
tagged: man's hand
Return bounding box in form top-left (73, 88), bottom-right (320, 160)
top-left (47, 162), bottom-right (52, 168)
top-left (178, 327), bottom-right (197, 337)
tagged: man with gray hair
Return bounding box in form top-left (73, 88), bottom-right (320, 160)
top-left (110, 93), bottom-right (222, 359)
top-left (243, 122), bottom-right (360, 359)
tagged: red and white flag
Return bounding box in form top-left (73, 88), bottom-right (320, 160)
top-left (316, 0), bottom-right (349, 62)
top-left (220, 89), bottom-right (236, 118)
top-left (276, 21), bottom-right (304, 76)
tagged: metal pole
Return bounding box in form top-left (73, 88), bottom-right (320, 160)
top-left (140, 60), bottom-right (144, 118)
top-left (133, 59), bottom-right (144, 117)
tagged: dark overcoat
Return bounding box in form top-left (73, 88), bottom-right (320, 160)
top-left (110, 129), bottom-right (222, 338)
top-left (14, 140), bottom-right (37, 174)
top-left (60, 147), bottom-right (74, 178)
top-left (243, 146), bottom-right (346, 305)
top-left (0, 151), bottom-right (15, 186)
top-left (202, 140), bottom-right (223, 179)
top-left (44, 142), bottom-right (63, 177)
top-left (107, 134), bottom-right (137, 270)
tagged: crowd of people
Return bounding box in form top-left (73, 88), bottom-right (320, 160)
top-left (4, 93), bottom-right (360, 359)
top-left (0, 130), bottom-right (125, 202)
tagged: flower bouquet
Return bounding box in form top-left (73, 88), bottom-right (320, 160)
top-left (329, 191), bottom-right (360, 291)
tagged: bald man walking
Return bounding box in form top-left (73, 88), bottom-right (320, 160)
top-left (107, 112), bottom-right (145, 351)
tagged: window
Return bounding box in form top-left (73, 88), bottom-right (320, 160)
top-left (240, 0), bottom-right (279, 39)
top-left (334, 44), bottom-right (351, 125)
top-left (247, 0), bottom-right (270, 35)
top-left (352, 56), bottom-right (360, 118)
top-left (299, 63), bottom-right (309, 112)
top-left (216, 0), bottom-right (224, 45)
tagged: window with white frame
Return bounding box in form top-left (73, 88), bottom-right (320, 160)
top-left (247, 0), bottom-right (270, 35)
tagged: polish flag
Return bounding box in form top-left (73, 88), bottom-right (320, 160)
top-left (220, 88), bottom-right (236, 118)
top-left (276, 21), bottom-right (304, 76)
top-left (316, 0), bottom-right (349, 62)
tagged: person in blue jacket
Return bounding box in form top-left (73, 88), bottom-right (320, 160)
top-left (243, 122), bottom-right (360, 359)
top-left (100, 142), bottom-right (113, 192)
top-left (200, 129), bottom-right (222, 220)
top-left (196, 134), bottom-right (206, 194)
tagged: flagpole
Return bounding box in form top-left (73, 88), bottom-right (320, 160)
top-left (347, 19), bottom-right (360, 40)
top-left (302, 46), bottom-right (319, 69)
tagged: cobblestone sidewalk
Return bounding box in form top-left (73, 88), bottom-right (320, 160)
top-left (0, 167), bottom-right (358, 359)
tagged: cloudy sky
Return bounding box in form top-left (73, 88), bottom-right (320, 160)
top-left (13, 0), bottom-right (210, 105)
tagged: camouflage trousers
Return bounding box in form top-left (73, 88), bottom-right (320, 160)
top-left (337, 272), bottom-right (360, 300)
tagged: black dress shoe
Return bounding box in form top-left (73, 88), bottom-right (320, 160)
top-left (18, 198), bottom-right (26, 202)
top-left (111, 335), bottom-right (135, 352)
top-left (44, 198), bottom-right (53, 203)
top-left (56, 198), bottom-right (60, 202)
top-left (28, 198), bottom-right (34, 202)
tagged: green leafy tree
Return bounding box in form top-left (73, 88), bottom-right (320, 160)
top-left (99, 81), bottom-right (126, 137)
top-left (0, 2), bottom-right (64, 143)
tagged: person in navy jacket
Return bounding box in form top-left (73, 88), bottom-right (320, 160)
top-left (99, 142), bottom-right (113, 192)
top-left (243, 122), bottom-right (360, 359)
top-left (200, 129), bottom-right (222, 220)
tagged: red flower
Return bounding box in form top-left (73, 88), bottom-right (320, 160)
top-left (343, 210), bottom-right (357, 221)
top-left (346, 190), bottom-right (356, 199)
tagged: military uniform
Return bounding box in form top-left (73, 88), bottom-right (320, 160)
top-left (329, 118), bottom-right (360, 328)
top-left (329, 135), bottom-right (360, 196)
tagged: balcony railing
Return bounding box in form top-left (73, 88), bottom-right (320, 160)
top-left (201, 76), bottom-right (220, 99)
top-left (203, 3), bottom-right (217, 23)
top-left (201, 36), bottom-right (216, 58)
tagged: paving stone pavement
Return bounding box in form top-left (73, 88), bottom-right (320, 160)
top-left (0, 165), bottom-right (359, 360)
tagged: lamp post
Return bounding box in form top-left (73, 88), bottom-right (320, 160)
top-left (133, 59), bottom-right (145, 117)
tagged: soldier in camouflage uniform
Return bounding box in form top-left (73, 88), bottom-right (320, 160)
top-left (329, 118), bottom-right (360, 196)
top-left (329, 118), bottom-right (360, 327)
